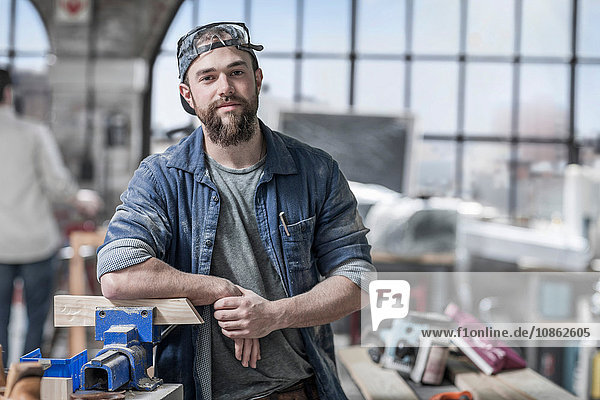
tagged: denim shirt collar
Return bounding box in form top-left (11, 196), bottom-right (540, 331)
top-left (165, 119), bottom-right (297, 182)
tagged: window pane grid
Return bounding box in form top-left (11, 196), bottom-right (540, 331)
top-left (149, 0), bottom-right (600, 221)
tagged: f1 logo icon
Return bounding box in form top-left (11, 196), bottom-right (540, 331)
top-left (369, 280), bottom-right (410, 330)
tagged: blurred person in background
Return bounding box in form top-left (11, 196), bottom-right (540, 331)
top-left (0, 68), bottom-right (101, 365)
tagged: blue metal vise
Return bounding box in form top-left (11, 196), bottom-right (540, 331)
top-left (81, 306), bottom-right (164, 391)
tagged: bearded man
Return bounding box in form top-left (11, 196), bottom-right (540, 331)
top-left (97, 22), bottom-right (374, 400)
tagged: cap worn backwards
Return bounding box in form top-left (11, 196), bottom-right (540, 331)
top-left (177, 22), bottom-right (264, 115)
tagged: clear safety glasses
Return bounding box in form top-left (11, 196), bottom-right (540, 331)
top-left (177, 22), bottom-right (263, 61)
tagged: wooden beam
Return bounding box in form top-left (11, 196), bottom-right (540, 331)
top-left (447, 356), bottom-right (577, 400)
top-left (337, 346), bottom-right (418, 400)
top-left (496, 368), bottom-right (578, 400)
top-left (54, 295), bottom-right (204, 327)
top-left (41, 377), bottom-right (72, 400)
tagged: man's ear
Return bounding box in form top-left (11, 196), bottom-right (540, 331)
top-left (179, 83), bottom-right (194, 108)
top-left (255, 68), bottom-right (263, 95)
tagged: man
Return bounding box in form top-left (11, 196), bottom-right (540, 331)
top-left (0, 68), bottom-right (100, 365)
top-left (97, 22), bottom-right (374, 400)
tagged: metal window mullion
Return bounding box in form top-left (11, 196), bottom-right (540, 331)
top-left (424, 133), bottom-right (571, 144)
top-left (293, 0), bottom-right (304, 103)
top-left (568, 0), bottom-right (579, 164)
top-left (404, 0), bottom-right (413, 109)
top-left (509, 0), bottom-right (524, 218)
top-left (455, 0), bottom-right (468, 198)
top-left (8, 0), bottom-right (16, 65)
top-left (348, 0), bottom-right (357, 107)
top-left (192, 0), bottom-right (199, 27)
top-left (244, 0), bottom-right (251, 23)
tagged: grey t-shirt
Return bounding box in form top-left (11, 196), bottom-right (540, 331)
top-left (205, 154), bottom-right (313, 400)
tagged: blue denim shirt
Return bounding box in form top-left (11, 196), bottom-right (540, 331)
top-left (97, 121), bottom-right (372, 400)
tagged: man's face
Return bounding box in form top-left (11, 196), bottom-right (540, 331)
top-left (179, 45), bottom-right (263, 147)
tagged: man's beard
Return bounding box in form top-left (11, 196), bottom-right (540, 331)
top-left (193, 92), bottom-right (259, 147)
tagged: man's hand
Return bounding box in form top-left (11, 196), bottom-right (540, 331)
top-left (211, 278), bottom-right (243, 303)
top-left (214, 286), bottom-right (282, 339)
top-left (233, 338), bottom-right (261, 368)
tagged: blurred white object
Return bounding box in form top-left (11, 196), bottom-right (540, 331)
top-left (457, 215), bottom-right (591, 271)
top-left (348, 181), bottom-right (401, 220)
top-left (365, 196), bottom-right (461, 257)
top-left (75, 188), bottom-right (103, 217)
top-left (563, 164), bottom-right (600, 262)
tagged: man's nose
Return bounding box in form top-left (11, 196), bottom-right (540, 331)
top-left (217, 74), bottom-right (234, 97)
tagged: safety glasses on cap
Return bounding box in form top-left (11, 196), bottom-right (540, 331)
top-left (177, 22), bottom-right (263, 74)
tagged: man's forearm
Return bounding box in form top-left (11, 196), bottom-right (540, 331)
top-left (100, 257), bottom-right (240, 305)
top-left (273, 276), bottom-right (366, 330)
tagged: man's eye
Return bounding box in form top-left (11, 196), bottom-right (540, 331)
top-left (200, 76), bottom-right (214, 82)
top-left (231, 70), bottom-right (244, 76)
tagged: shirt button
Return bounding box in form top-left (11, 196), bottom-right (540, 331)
top-left (212, 195), bottom-right (219, 202)
top-left (205, 239), bottom-right (213, 247)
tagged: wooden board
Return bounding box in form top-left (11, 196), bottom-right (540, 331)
top-left (453, 371), bottom-right (533, 400)
top-left (496, 368), bottom-right (578, 400)
top-left (447, 356), bottom-right (577, 400)
top-left (54, 295), bottom-right (203, 327)
top-left (337, 346), bottom-right (418, 400)
top-left (41, 377), bottom-right (72, 400)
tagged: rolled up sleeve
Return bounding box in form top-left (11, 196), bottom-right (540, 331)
top-left (97, 161), bottom-right (172, 280)
top-left (313, 158), bottom-right (372, 276)
top-left (327, 258), bottom-right (376, 292)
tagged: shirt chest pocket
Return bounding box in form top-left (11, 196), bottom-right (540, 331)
top-left (279, 215), bottom-right (315, 271)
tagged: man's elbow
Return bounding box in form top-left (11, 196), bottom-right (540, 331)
top-left (100, 272), bottom-right (126, 299)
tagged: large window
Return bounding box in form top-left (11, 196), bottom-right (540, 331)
top-left (152, 0), bottom-right (600, 220)
top-left (0, 0), bottom-right (51, 121)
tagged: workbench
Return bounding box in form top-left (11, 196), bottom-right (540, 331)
top-left (337, 346), bottom-right (578, 400)
top-left (72, 384), bottom-right (183, 399)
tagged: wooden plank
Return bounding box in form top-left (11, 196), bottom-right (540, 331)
top-left (337, 346), bottom-right (418, 400)
top-left (447, 358), bottom-right (523, 400)
top-left (447, 356), bottom-right (577, 400)
top-left (496, 368), bottom-right (578, 400)
top-left (54, 295), bottom-right (203, 327)
top-left (453, 371), bottom-right (533, 400)
top-left (71, 383), bottom-right (183, 399)
top-left (41, 377), bottom-right (72, 400)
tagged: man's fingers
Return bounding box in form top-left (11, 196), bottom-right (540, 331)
top-left (234, 338), bottom-right (243, 361)
top-left (214, 309), bottom-right (240, 322)
top-left (214, 296), bottom-right (242, 310)
top-left (242, 338), bottom-right (252, 367)
top-left (218, 318), bottom-right (250, 330)
top-left (250, 338), bottom-right (260, 368)
top-left (222, 328), bottom-right (249, 339)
